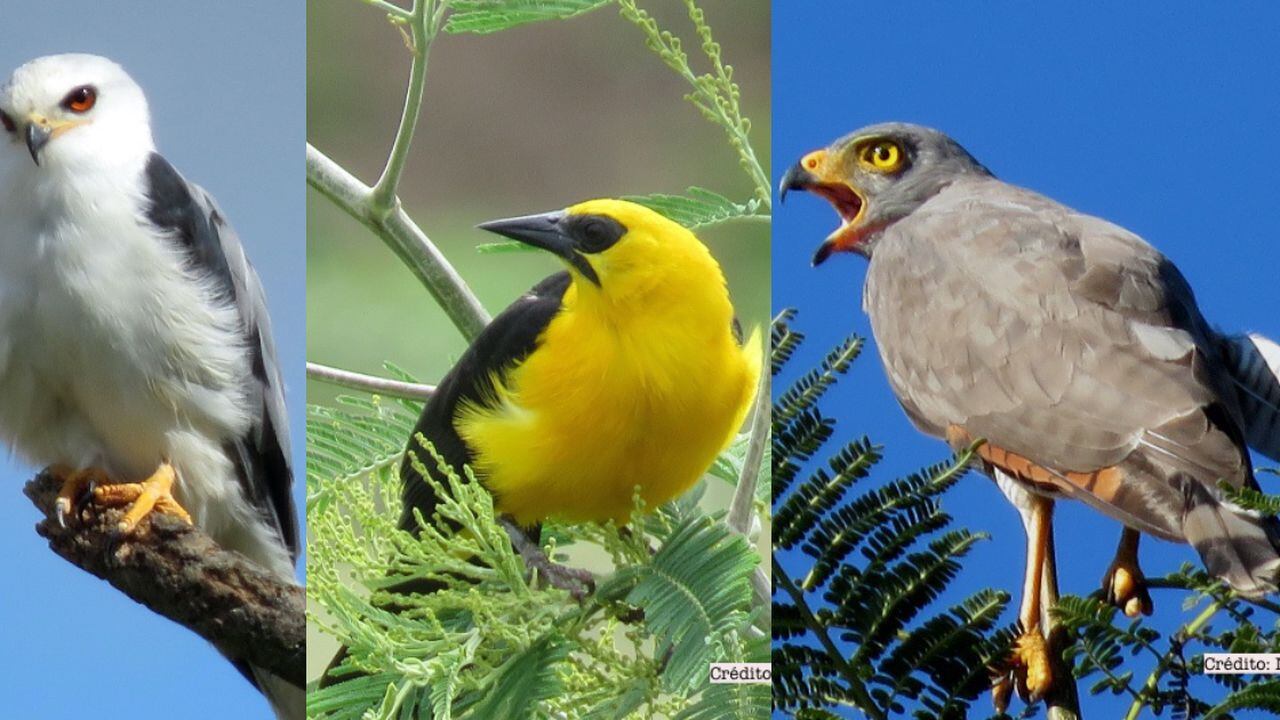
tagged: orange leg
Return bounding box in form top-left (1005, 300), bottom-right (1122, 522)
top-left (1015, 495), bottom-right (1054, 701)
top-left (1102, 527), bottom-right (1152, 618)
top-left (993, 494), bottom-right (1056, 711)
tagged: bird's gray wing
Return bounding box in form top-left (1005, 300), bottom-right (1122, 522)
top-left (864, 178), bottom-right (1250, 538)
top-left (142, 153), bottom-right (298, 562)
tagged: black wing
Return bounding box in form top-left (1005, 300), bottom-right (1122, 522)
top-left (398, 272), bottom-right (570, 532)
top-left (143, 153), bottom-right (298, 562)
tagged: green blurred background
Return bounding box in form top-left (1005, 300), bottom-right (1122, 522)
top-left (307, 0), bottom-right (769, 682)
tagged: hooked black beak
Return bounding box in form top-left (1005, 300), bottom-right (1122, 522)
top-left (25, 123), bottom-right (51, 165)
top-left (779, 162), bottom-right (819, 204)
top-left (780, 153), bottom-right (869, 267)
top-left (478, 211), bottom-right (602, 287)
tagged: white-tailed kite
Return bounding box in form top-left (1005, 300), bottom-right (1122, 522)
top-left (0, 54), bottom-right (300, 719)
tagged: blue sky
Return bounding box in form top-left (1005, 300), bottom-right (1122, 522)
top-left (773, 2), bottom-right (1280, 717)
top-left (0, 3), bottom-right (303, 719)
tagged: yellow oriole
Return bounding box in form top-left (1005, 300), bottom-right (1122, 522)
top-left (401, 198), bottom-right (760, 528)
top-left (321, 199), bottom-right (759, 688)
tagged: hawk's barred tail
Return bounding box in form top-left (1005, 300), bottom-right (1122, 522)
top-left (1222, 332), bottom-right (1280, 462)
top-left (1183, 483), bottom-right (1280, 597)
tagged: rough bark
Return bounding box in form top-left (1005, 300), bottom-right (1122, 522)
top-left (23, 470), bottom-right (305, 688)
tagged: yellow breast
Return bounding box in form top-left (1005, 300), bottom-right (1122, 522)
top-left (455, 283), bottom-right (760, 526)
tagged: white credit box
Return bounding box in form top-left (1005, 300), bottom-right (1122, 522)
top-left (1203, 654), bottom-right (1280, 674)
top-left (708, 663), bottom-right (772, 684)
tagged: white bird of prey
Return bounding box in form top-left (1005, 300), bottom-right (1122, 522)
top-left (0, 54), bottom-right (301, 719)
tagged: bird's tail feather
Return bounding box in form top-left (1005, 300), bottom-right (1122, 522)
top-left (1183, 489), bottom-right (1280, 597)
top-left (1221, 332), bottom-right (1280, 462)
top-left (254, 666), bottom-right (305, 720)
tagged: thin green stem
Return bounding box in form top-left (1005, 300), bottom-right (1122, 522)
top-left (774, 559), bottom-right (887, 720)
top-left (362, 0), bottom-right (413, 20)
top-left (1144, 576), bottom-right (1280, 614)
top-left (727, 364), bottom-right (767, 535)
top-left (307, 143), bottom-right (490, 339)
top-left (701, 213), bottom-right (770, 228)
top-left (680, 0), bottom-right (768, 205)
top-left (370, 0), bottom-right (439, 211)
top-left (618, 0), bottom-right (769, 206)
top-left (728, 356), bottom-right (769, 614)
top-left (1124, 599), bottom-right (1223, 720)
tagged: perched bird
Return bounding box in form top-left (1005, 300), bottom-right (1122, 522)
top-left (0, 54), bottom-right (301, 719)
top-left (321, 198), bottom-right (760, 685)
top-left (780, 122), bottom-right (1280, 707)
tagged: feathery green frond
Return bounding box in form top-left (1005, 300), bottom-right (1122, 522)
top-left (771, 310), bottom-right (1010, 720)
top-left (1052, 564), bottom-right (1280, 717)
top-left (625, 514), bottom-right (758, 691)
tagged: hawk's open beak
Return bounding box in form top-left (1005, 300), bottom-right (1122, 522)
top-left (779, 149), bottom-right (868, 266)
top-left (478, 210), bottom-right (602, 287)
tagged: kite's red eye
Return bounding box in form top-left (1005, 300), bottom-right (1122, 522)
top-left (0, 111), bottom-right (14, 133)
top-left (61, 85), bottom-right (97, 114)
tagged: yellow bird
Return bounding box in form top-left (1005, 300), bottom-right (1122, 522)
top-left (400, 198), bottom-right (761, 531)
top-left (321, 199), bottom-right (759, 688)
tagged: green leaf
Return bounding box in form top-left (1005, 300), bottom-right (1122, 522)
top-left (460, 635), bottom-right (570, 719)
top-left (626, 187), bottom-right (765, 229)
top-left (445, 0), bottom-right (613, 35)
top-left (1218, 478), bottom-right (1280, 517)
top-left (627, 514), bottom-right (757, 692)
top-left (475, 240), bottom-right (539, 254)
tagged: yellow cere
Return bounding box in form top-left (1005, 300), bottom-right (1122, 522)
top-left (453, 199), bottom-right (762, 525)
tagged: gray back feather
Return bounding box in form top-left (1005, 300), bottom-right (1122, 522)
top-left (187, 182), bottom-right (298, 561)
top-left (1221, 332), bottom-right (1280, 462)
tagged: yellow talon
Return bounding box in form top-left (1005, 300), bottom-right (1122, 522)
top-left (1013, 628), bottom-right (1053, 702)
top-left (1102, 528), bottom-right (1153, 617)
top-left (92, 461), bottom-right (192, 533)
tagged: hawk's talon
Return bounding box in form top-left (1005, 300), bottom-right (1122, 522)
top-left (992, 627), bottom-right (1054, 710)
top-left (991, 673), bottom-right (1013, 714)
top-left (50, 465), bottom-right (108, 528)
top-left (1102, 531), bottom-right (1153, 618)
top-left (1103, 562), bottom-right (1152, 617)
top-left (91, 461), bottom-right (192, 534)
top-left (1018, 628), bottom-right (1053, 702)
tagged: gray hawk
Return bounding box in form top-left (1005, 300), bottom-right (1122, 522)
top-left (780, 122), bottom-right (1280, 708)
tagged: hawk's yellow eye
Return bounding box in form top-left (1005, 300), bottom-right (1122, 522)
top-left (860, 140), bottom-right (903, 172)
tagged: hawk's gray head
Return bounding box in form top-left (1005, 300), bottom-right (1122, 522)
top-left (0, 54), bottom-right (153, 170)
top-left (780, 122), bottom-right (991, 264)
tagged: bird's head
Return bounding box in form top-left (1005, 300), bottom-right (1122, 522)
top-left (478, 199), bottom-right (724, 304)
top-left (779, 122), bottom-right (990, 264)
top-left (0, 54), bottom-right (152, 169)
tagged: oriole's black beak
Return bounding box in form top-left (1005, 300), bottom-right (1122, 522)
top-left (478, 211), bottom-right (602, 287)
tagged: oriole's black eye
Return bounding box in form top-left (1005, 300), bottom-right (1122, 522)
top-left (61, 85), bottom-right (97, 113)
top-left (569, 214), bottom-right (627, 254)
top-left (0, 111), bottom-right (14, 133)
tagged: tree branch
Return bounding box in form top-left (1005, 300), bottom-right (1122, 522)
top-left (307, 143), bottom-right (490, 340)
top-left (24, 471), bottom-right (305, 688)
top-left (307, 361), bottom-right (436, 400)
